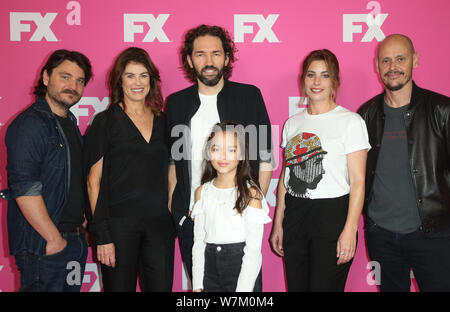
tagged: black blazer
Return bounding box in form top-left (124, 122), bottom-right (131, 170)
top-left (165, 80), bottom-right (272, 226)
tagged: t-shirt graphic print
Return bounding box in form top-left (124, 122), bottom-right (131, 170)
top-left (281, 106), bottom-right (371, 200)
top-left (285, 132), bottom-right (328, 198)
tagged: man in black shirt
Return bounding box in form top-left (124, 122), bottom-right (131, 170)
top-left (166, 25), bottom-right (273, 287)
top-left (358, 34), bottom-right (450, 291)
top-left (56, 115), bottom-right (86, 233)
top-left (2, 50), bottom-right (92, 291)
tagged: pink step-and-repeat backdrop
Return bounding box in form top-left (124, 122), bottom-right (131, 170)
top-left (1, 0), bottom-right (449, 292)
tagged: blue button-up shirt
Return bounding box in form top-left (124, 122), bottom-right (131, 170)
top-left (1, 97), bottom-right (82, 256)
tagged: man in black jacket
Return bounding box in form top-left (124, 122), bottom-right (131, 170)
top-left (358, 34), bottom-right (450, 291)
top-left (165, 25), bottom-right (273, 285)
top-left (2, 50), bottom-right (92, 291)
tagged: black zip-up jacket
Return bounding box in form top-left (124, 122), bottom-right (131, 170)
top-left (357, 81), bottom-right (450, 235)
top-left (165, 80), bottom-right (272, 227)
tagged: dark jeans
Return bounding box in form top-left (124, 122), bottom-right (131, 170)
top-left (101, 216), bottom-right (175, 292)
top-left (366, 217), bottom-right (450, 292)
top-left (283, 194), bottom-right (352, 292)
top-left (14, 232), bottom-right (88, 292)
top-left (204, 242), bottom-right (262, 292)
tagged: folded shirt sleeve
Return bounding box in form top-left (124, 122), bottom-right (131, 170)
top-left (236, 197), bottom-right (272, 292)
top-left (191, 194), bottom-right (206, 291)
top-left (5, 114), bottom-right (47, 199)
top-left (343, 114), bottom-right (372, 154)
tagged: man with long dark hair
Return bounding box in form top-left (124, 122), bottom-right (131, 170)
top-left (165, 24), bottom-right (273, 287)
top-left (1, 49), bottom-right (92, 291)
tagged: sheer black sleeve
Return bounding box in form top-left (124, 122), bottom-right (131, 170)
top-left (83, 111), bottom-right (112, 245)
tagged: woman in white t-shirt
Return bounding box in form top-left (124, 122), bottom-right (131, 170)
top-left (191, 122), bottom-right (271, 292)
top-left (270, 49), bottom-right (371, 291)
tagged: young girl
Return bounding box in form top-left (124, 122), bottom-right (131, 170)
top-left (191, 122), bottom-right (272, 292)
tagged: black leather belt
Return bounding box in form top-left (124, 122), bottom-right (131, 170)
top-left (61, 226), bottom-right (86, 234)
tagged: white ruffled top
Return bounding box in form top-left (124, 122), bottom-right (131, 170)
top-left (191, 179), bottom-right (272, 292)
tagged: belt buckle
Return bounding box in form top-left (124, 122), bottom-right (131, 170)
top-left (69, 226), bottom-right (85, 235)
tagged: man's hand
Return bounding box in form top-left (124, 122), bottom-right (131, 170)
top-left (45, 236), bottom-right (67, 256)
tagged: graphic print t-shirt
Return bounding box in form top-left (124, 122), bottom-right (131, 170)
top-left (281, 106), bottom-right (371, 199)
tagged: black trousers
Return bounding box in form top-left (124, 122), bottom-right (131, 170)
top-left (203, 242), bottom-right (262, 292)
top-left (366, 217), bottom-right (450, 292)
top-left (101, 215), bottom-right (175, 292)
top-left (283, 194), bottom-right (352, 292)
top-left (177, 217), bottom-right (194, 281)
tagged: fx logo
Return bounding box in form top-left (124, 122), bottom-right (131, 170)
top-left (82, 263), bottom-right (102, 292)
top-left (234, 14), bottom-right (280, 43)
top-left (10, 12), bottom-right (58, 41)
top-left (266, 179), bottom-right (279, 207)
top-left (70, 97), bottom-right (110, 125)
top-left (124, 14), bottom-right (170, 42)
top-left (288, 96), bottom-right (307, 117)
top-left (343, 1), bottom-right (388, 43)
top-left (343, 13), bottom-right (388, 42)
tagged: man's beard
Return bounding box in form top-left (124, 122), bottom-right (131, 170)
top-left (47, 88), bottom-right (81, 110)
top-left (194, 65), bottom-right (225, 87)
top-left (383, 70), bottom-right (411, 91)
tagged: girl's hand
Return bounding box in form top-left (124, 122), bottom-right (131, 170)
top-left (336, 228), bottom-right (357, 265)
top-left (193, 288), bottom-right (203, 292)
top-left (97, 243), bottom-right (116, 268)
top-left (270, 223), bottom-right (284, 257)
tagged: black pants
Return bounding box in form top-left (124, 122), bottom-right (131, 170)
top-left (177, 217), bottom-right (194, 281)
top-left (283, 194), bottom-right (352, 292)
top-left (203, 242), bottom-right (262, 292)
top-left (101, 216), bottom-right (175, 292)
top-left (366, 217), bottom-right (450, 292)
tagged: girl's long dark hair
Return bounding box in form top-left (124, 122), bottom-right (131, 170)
top-left (201, 121), bottom-right (260, 214)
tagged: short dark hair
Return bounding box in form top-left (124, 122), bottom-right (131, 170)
top-left (108, 47), bottom-right (163, 115)
top-left (181, 24), bottom-right (237, 83)
top-left (34, 49), bottom-right (92, 97)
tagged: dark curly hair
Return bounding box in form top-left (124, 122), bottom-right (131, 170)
top-left (181, 24), bottom-right (237, 83)
top-left (34, 49), bottom-right (92, 97)
top-left (108, 47), bottom-right (163, 115)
